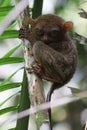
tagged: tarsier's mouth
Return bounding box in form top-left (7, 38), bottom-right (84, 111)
top-left (44, 40), bottom-right (54, 45)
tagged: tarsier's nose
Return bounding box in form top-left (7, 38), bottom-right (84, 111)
top-left (43, 35), bottom-right (49, 44)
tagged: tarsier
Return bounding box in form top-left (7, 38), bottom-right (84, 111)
top-left (19, 14), bottom-right (77, 130)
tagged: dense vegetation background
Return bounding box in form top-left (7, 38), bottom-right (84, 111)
top-left (0, 0), bottom-right (87, 130)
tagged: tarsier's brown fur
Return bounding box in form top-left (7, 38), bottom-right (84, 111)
top-left (19, 14), bottom-right (77, 130)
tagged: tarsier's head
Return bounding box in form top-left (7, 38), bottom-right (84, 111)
top-left (27, 14), bottom-right (73, 44)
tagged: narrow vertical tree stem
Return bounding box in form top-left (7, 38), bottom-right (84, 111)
top-left (15, 0), bottom-right (50, 129)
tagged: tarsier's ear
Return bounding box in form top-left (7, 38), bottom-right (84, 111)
top-left (63, 21), bottom-right (73, 32)
top-left (26, 16), bottom-right (36, 27)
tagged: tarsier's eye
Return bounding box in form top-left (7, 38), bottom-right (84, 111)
top-left (50, 29), bottom-right (60, 38)
top-left (35, 28), bottom-right (44, 36)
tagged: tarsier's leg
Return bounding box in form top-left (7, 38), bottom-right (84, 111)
top-left (32, 41), bottom-right (67, 83)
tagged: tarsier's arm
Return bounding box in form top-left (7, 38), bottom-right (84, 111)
top-left (19, 14), bottom-right (77, 130)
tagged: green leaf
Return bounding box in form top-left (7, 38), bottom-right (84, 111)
top-left (8, 128), bottom-right (16, 130)
top-left (0, 57), bottom-right (24, 65)
top-left (0, 105), bottom-right (19, 115)
top-left (0, 0), bottom-right (3, 5)
top-left (0, 0), bottom-right (11, 6)
top-left (3, 44), bottom-right (21, 58)
top-left (68, 87), bottom-right (82, 94)
top-left (7, 22), bottom-right (16, 30)
top-left (0, 67), bottom-right (23, 86)
top-left (16, 70), bottom-right (30, 130)
top-left (0, 6), bottom-right (14, 16)
top-left (32, 0), bottom-right (43, 18)
top-left (0, 82), bottom-right (21, 92)
top-left (0, 30), bottom-right (18, 40)
top-left (0, 91), bottom-right (20, 107)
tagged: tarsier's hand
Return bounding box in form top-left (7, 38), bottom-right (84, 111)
top-left (19, 28), bottom-right (31, 40)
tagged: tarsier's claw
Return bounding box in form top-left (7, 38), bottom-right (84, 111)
top-left (26, 64), bottom-right (42, 74)
top-left (18, 28), bottom-right (30, 39)
top-left (32, 64), bottom-right (41, 74)
top-left (19, 28), bottom-right (24, 38)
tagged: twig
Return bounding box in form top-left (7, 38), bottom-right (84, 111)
top-left (16, 0), bottom-right (50, 129)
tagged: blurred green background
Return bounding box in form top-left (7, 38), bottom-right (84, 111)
top-left (0, 0), bottom-right (87, 130)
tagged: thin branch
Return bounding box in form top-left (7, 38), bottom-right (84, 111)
top-left (15, 0), bottom-right (50, 130)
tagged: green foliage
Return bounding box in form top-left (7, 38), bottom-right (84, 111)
top-left (0, 82), bottom-right (21, 92)
top-left (0, 68), bottom-right (23, 85)
top-left (0, 57), bottom-right (24, 65)
top-left (8, 128), bottom-right (16, 130)
top-left (0, 1), bottom-right (30, 130)
top-left (0, 105), bottom-right (19, 115)
top-left (0, 30), bottom-right (18, 40)
top-left (0, 0), bottom-right (11, 6)
top-left (2, 44), bottom-right (21, 58)
top-left (32, 0), bottom-right (43, 18)
top-left (0, 5), bottom-right (13, 22)
top-left (0, 0), bottom-right (87, 130)
top-left (69, 87), bottom-right (82, 95)
top-left (77, 44), bottom-right (86, 68)
top-left (0, 6), bottom-right (14, 16)
top-left (16, 70), bottom-right (30, 130)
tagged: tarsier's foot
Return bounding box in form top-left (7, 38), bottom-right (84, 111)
top-left (26, 63), bottom-right (42, 75)
top-left (32, 64), bottom-right (42, 74)
top-left (19, 28), bottom-right (31, 40)
top-left (26, 64), bottom-right (56, 82)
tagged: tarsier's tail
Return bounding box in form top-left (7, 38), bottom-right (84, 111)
top-left (46, 83), bottom-right (62, 130)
